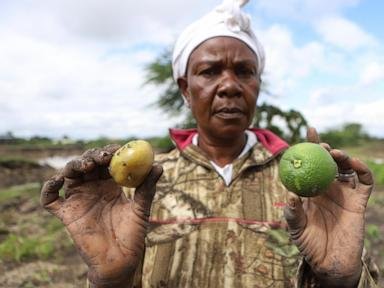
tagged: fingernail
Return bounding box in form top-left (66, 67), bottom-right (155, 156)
top-left (100, 151), bottom-right (109, 157)
top-left (82, 158), bottom-right (94, 170)
top-left (99, 151), bottom-right (110, 162)
top-left (53, 175), bottom-right (62, 182)
top-left (288, 198), bottom-right (296, 209)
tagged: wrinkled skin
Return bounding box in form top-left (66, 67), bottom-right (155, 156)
top-left (178, 36), bottom-right (261, 167)
top-left (40, 144), bottom-right (163, 287)
top-left (284, 128), bottom-right (374, 287)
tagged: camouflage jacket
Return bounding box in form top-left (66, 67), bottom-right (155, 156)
top-left (123, 128), bottom-right (378, 288)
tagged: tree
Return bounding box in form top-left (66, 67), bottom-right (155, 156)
top-left (254, 103), bottom-right (307, 143)
top-left (320, 123), bottom-right (370, 147)
top-left (144, 48), bottom-right (183, 116)
top-left (144, 49), bottom-right (308, 143)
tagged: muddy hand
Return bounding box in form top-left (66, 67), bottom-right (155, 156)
top-left (284, 127), bottom-right (373, 287)
top-left (40, 144), bottom-right (120, 220)
top-left (41, 144), bottom-right (163, 286)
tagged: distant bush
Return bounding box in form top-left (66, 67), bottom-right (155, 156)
top-left (83, 136), bottom-right (174, 152)
top-left (83, 137), bottom-right (131, 149)
top-left (320, 123), bottom-right (370, 148)
top-left (147, 136), bottom-right (174, 152)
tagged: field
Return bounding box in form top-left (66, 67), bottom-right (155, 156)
top-left (0, 140), bottom-right (383, 287)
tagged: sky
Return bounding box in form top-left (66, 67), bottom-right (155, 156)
top-left (0, 0), bottom-right (383, 140)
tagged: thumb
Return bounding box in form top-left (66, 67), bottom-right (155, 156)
top-left (40, 174), bottom-right (65, 218)
top-left (133, 165), bottom-right (163, 217)
top-left (306, 126), bottom-right (320, 143)
top-left (284, 192), bottom-right (307, 239)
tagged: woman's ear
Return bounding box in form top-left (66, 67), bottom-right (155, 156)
top-left (177, 77), bottom-right (191, 107)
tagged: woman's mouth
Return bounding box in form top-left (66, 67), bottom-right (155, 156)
top-left (214, 107), bottom-right (244, 119)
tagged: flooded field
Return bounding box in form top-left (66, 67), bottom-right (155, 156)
top-left (38, 155), bottom-right (78, 170)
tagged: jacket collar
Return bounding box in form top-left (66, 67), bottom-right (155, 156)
top-left (169, 127), bottom-right (288, 156)
top-left (169, 128), bottom-right (289, 183)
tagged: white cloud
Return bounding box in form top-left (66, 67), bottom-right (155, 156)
top-left (258, 25), bottom-right (327, 96)
top-left (359, 61), bottom-right (384, 86)
top-left (1, 0), bottom-right (228, 139)
top-left (303, 77), bottom-right (384, 137)
top-left (3, 0), bottom-right (221, 44)
top-left (314, 16), bottom-right (377, 51)
top-left (257, 19), bottom-right (383, 138)
top-left (255, 0), bottom-right (359, 21)
top-left (305, 98), bottom-right (384, 137)
top-left (0, 28), bottom-right (177, 139)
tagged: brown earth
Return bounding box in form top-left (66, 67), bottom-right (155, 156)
top-left (0, 146), bottom-right (87, 287)
top-left (0, 145), bottom-right (383, 287)
top-left (0, 162), bottom-right (55, 189)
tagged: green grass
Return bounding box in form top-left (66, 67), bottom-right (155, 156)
top-left (0, 182), bottom-right (73, 263)
top-left (0, 216), bottom-right (72, 263)
top-left (45, 218), bottom-right (64, 234)
top-left (0, 234), bottom-right (55, 262)
top-left (0, 182), bottom-right (41, 203)
top-left (341, 141), bottom-right (384, 187)
top-left (365, 223), bottom-right (382, 254)
top-left (366, 160), bottom-right (384, 186)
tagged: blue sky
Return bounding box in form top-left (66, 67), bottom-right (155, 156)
top-left (0, 0), bottom-right (383, 140)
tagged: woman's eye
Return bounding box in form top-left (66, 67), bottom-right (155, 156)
top-left (236, 67), bottom-right (255, 77)
top-left (200, 67), bottom-right (218, 77)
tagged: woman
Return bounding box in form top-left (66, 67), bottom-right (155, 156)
top-left (41, 1), bottom-right (378, 287)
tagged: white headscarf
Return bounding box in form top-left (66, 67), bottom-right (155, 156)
top-left (172, 0), bottom-right (265, 82)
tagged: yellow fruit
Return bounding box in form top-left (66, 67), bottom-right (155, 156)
top-left (109, 140), bottom-right (154, 188)
top-left (278, 142), bottom-right (337, 197)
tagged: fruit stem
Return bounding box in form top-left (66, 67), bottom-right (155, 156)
top-left (293, 159), bottom-right (302, 168)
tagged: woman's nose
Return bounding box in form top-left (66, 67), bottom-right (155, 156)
top-left (217, 71), bottom-right (242, 98)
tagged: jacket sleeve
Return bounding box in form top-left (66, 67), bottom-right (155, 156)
top-left (296, 249), bottom-right (380, 288)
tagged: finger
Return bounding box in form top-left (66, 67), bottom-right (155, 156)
top-left (330, 149), bottom-right (353, 173)
top-left (62, 157), bottom-right (95, 178)
top-left (80, 145), bottom-right (121, 181)
top-left (306, 127), bottom-right (320, 144)
top-left (81, 148), bottom-right (110, 166)
top-left (103, 143), bottom-right (121, 154)
top-left (349, 158), bottom-right (374, 186)
top-left (133, 165), bottom-right (163, 216)
top-left (284, 192), bottom-right (307, 240)
top-left (41, 174), bottom-right (65, 213)
top-left (82, 144), bottom-right (120, 166)
top-left (320, 142), bottom-right (331, 151)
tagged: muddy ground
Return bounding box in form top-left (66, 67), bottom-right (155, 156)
top-left (0, 145), bottom-right (383, 287)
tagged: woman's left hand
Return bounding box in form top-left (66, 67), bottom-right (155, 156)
top-left (284, 127), bottom-right (374, 288)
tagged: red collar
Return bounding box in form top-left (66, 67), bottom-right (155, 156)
top-left (169, 128), bottom-right (288, 155)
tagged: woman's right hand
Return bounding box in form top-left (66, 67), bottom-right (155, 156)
top-left (40, 144), bottom-right (163, 287)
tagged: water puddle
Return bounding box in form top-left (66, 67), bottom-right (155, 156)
top-left (38, 155), bottom-right (78, 169)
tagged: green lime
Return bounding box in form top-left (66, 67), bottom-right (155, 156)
top-left (278, 142), bottom-right (337, 197)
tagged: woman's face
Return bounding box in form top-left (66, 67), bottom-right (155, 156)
top-left (178, 36), bottom-right (261, 140)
